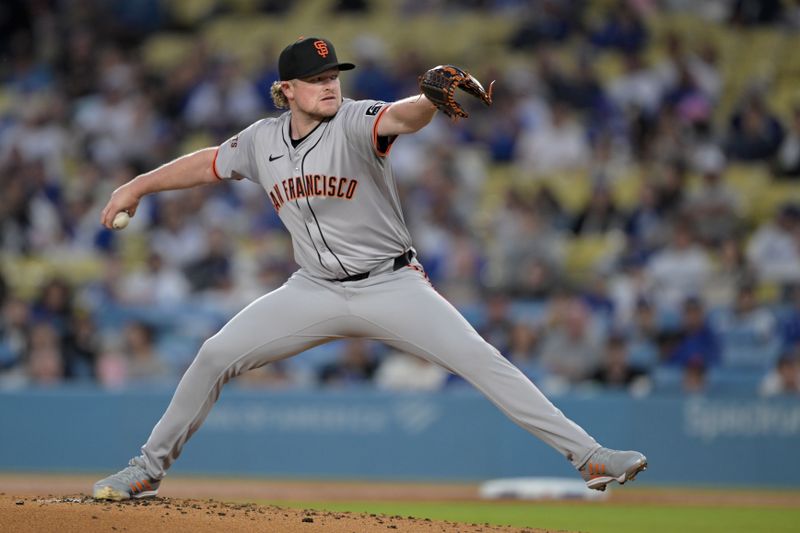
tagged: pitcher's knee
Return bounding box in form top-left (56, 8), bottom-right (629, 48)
top-left (193, 336), bottom-right (238, 378)
top-left (441, 342), bottom-right (515, 380)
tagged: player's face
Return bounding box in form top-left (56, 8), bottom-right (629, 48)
top-left (286, 68), bottom-right (342, 119)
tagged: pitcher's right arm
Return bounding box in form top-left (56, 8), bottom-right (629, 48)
top-left (100, 147), bottom-right (219, 229)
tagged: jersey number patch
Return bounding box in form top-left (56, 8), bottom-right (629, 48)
top-left (365, 103), bottom-right (384, 116)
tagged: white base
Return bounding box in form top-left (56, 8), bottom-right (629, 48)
top-left (478, 477), bottom-right (610, 501)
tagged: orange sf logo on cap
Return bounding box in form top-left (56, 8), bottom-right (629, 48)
top-left (313, 40), bottom-right (329, 58)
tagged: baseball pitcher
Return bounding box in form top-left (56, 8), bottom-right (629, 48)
top-left (93, 37), bottom-right (646, 500)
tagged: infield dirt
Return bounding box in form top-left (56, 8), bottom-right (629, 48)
top-left (1, 474), bottom-right (797, 532)
top-left (0, 476), bottom-right (551, 533)
top-left (1, 495), bottom-right (550, 533)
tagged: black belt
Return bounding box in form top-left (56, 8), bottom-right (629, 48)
top-left (329, 250), bottom-right (415, 282)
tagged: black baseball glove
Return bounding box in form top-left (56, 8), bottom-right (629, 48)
top-left (419, 65), bottom-right (495, 119)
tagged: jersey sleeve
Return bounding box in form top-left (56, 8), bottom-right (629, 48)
top-left (340, 100), bottom-right (397, 158)
top-left (213, 119), bottom-right (262, 182)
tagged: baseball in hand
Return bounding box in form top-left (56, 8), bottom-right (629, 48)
top-left (112, 211), bottom-right (130, 230)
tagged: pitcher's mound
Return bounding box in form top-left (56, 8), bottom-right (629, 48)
top-left (1, 494), bottom-right (549, 533)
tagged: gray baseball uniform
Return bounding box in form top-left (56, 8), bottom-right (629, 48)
top-left (136, 98), bottom-right (600, 480)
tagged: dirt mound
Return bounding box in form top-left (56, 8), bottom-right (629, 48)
top-left (1, 494), bottom-right (549, 533)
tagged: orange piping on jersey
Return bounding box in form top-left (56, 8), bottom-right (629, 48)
top-left (372, 103), bottom-right (397, 157)
top-left (212, 147), bottom-right (222, 180)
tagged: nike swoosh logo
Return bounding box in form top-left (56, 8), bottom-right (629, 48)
top-left (268, 154), bottom-right (284, 162)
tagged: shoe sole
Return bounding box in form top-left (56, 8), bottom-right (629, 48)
top-left (93, 486), bottom-right (159, 501)
top-left (585, 458), bottom-right (648, 492)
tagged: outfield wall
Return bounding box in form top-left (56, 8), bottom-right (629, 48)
top-left (1, 387), bottom-right (798, 487)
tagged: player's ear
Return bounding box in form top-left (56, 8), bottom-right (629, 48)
top-left (281, 81), bottom-right (294, 101)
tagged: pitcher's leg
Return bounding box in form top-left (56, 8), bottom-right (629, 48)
top-left (352, 270), bottom-right (599, 467)
top-left (139, 274), bottom-right (345, 479)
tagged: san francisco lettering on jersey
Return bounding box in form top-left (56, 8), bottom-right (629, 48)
top-left (270, 174), bottom-right (359, 211)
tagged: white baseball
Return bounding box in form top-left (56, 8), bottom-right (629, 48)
top-left (112, 211), bottom-right (130, 230)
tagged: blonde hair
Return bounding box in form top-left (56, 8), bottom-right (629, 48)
top-left (270, 81), bottom-right (289, 109)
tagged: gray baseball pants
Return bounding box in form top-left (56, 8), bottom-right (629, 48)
top-left (138, 262), bottom-right (600, 479)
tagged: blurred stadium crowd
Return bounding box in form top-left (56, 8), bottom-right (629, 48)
top-left (2, 0), bottom-right (800, 397)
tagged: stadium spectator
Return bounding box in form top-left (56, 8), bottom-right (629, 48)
top-left (589, 0), bottom-right (649, 54)
top-left (538, 293), bottom-right (604, 382)
top-left (123, 321), bottom-right (169, 382)
top-left (98, 321), bottom-right (170, 388)
top-left (375, 351), bottom-right (448, 391)
top-left (514, 100), bottom-right (590, 177)
top-left (184, 227), bottom-right (233, 293)
top-left (61, 310), bottom-right (99, 380)
top-left (0, 92), bottom-right (71, 179)
top-left (623, 183), bottom-right (667, 257)
top-left (508, 0), bottom-right (578, 49)
top-left (587, 333), bottom-right (650, 393)
top-left (11, 160), bottom-right (62, 254)
top-left (624, 297), bottom-right (661, 369)
top-left (723, 90), bottom-right (784, 162)
top-left (4, 31), bottom-right (54, 94)
top-left (580, 275), bottom-right (616, 327)
top-left (489, 200), bottom-right (565, 297)
top-left (481, 91), bottom-right (523, 163)
top-left (653, 32), bottom-right (722, 106)
top-left (778, 284), bottom-right (800, 350)
top-left (31, 278), bottom-right (75, 336)
top-left (0, 296), bottom-right (29, 377)
top-left (746, 203), bottom-right (800, 285)
top-left (684, 150), bottom-right (744, 244)
top-left (609, 257), bottom-right (650, 329)
top-left (25, 322), bottom-right (65, 386)
top-left (57, 27), bottom-right (100, 99)
top-left (149, 195), bottom-right (209, 269)
top-left (666, 296), bottom-right (721, 369)
top-left (704, 237), bottom-right (755, 309)
top-left (681, 359), bottom-right (708, 394)
top-left (713, 285), bottom-right (779, 369)
top-left (478, 292), bottom-right (514, 356)
top-left (554, 56), bottom-right (609, 120)
top-left (506, 321), bottom-right (540, 370)
top-left (652, 159), bottom-right (688, 219)
top-left (73, 47), bottom-right (159, 168)
top-left (429, 225), bottom-right (485, 307)
top-left (759, 349), bottom-right (800, 396)
top-left (183, 55), bottom-right (264, 132)
top-left (646, 221), bottom-right (714, 313)
top-left (586, 135), bottom-right (630, 187)
top-left (530, 185), bottom-right (568, 231)
top-left (608, 52), bottom-right (665, 119)
top-left (772, 105), bottom-right (800, 178)
top-left (571, 184), bottom-right (624, 236)
top-left (318, 339), bottom-right (379, 387)
top-left (119, 252), bottom-right (191, 307)
top-left (233, 361), bottom-right (302, 389)
top-left (349, 35), bottom-right (401, 103)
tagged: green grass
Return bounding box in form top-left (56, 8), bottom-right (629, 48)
top-left (265, 500), bottom-right (800, 533)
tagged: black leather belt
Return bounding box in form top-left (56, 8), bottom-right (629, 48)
top-left (329, 250), bottom-right (415, 282)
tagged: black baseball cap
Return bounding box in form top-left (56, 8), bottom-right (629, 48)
top-left (278, 37), bottom-right (356, 81)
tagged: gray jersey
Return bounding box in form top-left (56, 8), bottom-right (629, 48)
top-left (214, 99), bottom-right (412, 279)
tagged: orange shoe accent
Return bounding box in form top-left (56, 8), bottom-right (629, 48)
top-left (143, 480), bottom-right (152, 491)
top-left (129, 483), bottom-right (137, 494)
top-left (587, 462), bottom-right (609, 478)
